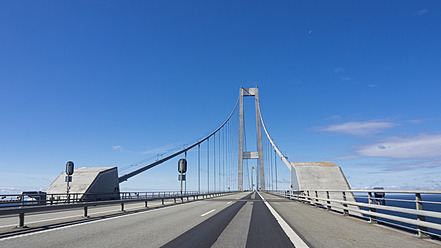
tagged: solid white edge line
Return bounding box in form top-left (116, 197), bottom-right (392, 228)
top-left (257, 191), bottom-right (310, 248)
top-left (201, 209), bottom-right (216, 217)
top-left (226, 201), bottom-right (233, 205)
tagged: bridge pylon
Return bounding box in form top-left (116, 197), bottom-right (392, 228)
top-left (238, 87), bottom-right (265, 191)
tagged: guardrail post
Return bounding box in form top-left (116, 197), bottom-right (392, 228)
top-left (415, 193), bottom-right (429, 238)
top-left (174, 197), bottom-right (176, 203)
top-left (18, 212), bottom-right (25, 227)
top-left (84, 206), bottom-right (88, 218)
top-left (342, 192), bottom-right (349, 216)
top-left (162, 198), bottom-right (164, 205)
top-left (368, 192), bottom-right (377, 224)
top-left (326, 191), bottom-right (331, 211)
top-left (121, 202), bottom-right (125, 212)
top-left (315, 191), bottom-right (319, 207)
top-left (145, 200), bottom-right (148, 208)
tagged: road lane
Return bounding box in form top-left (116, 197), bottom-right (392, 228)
top-left (261, 192), bottom-right (441, 248)
top-left (162, 191), bottom-right (295, 248)
top-left (258, 192), bottom-right (309, 248)
top-left (161, 193), bottom-right (251, 248)
top-left (245, 193), bottom-right (294, 248)
top-left (0, 195), bottom-right (216, 229)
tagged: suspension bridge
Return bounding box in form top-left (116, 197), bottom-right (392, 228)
top-left (1, 87), bottom-right (441, 247)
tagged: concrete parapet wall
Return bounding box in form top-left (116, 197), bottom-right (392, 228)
top-left (46, 167), bottom-right (120, 201)
top-left (292, 161), bottom-right (361, 216)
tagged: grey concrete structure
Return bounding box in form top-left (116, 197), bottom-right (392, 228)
top-left (238, 88), bottom-right (244, 191)
top-left (238, 87), bottom-right (264, 191)
top-left (291, 161), bottom-right (360, 215)
top-left (46, 167), bottom-right (120, 201)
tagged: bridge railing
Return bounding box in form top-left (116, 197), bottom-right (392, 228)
top-left (0, 191), bottom-right (233, 228)
top-left (0, 191), bottom-right (213, 207)
top-left (266, 189), bottom-right (441, 238)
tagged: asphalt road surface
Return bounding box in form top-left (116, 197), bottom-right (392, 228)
top-left (0, 192), bottom-right (300, 248)
top-left (1, 192), bottom-right (438, 248)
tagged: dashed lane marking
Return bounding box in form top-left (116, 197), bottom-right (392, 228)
top-left (201, 209), bottom-right (216, 217)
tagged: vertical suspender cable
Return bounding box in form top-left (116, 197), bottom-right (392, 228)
top-left (269, 139), bottom-right (272, 190)
top-left (221, 127), bottom-right (223, 191)
top-left (270, 143), bottom-right (273, 190)
top-left (185, 151), bottom-right (187, 193)
top-left (218, 130), bottom-right (220, 192)
top-left (198, 144), bottom-right (200, 193)
top-left (207, 138), bottom-right (210, 193)
top-left (213, 133), bottom-right (216, 192)
top-left (264, 138), bottom-right (267, 188)
top-left (227, 120), bottom-right (229, 190)
top-left (265, 140), bottom-right (271, 189)
top-left (227, 120), bottom-right (230, 190)
top-left (274, 150), bottom-right (277, 191)
top-left (224, 124), bottom-right (226, 191)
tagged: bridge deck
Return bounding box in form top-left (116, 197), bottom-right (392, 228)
top-left (262, 192), bottom-right (440, 247)
top-left (0, 192), bottom-right (439, 247)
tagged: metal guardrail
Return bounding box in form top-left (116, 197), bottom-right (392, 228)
top-left (0, 191), bottom-right (233, 228)
top-left (0, 191), bottom-right (213, 207)
top-left (266, 189), bottom-right (441, 238)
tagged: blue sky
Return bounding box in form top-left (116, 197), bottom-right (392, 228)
top-left (1, 1), bottom-right (441, 193)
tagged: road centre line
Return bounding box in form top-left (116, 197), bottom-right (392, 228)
top-left (257, 192), bottom-right (310, 248)
top-left (201, 209), bottom-right (216, 217)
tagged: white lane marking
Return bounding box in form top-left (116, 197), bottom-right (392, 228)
top-left (257, 192), bottom-right (310, 248)
top-left (226, 201), bottom-right (232, 205)
top-left (0, 200), bottom-right (200, 242)
top-left (201, 209), bottom-right (216, 217)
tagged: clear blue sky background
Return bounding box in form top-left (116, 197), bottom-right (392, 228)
top-left (1, 1), bottom-right (441, 193)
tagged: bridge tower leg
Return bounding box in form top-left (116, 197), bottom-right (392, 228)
top-left (238, 87), bottom-right (265, 191)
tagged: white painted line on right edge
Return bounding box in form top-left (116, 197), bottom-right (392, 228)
top-left (226, 201), bottom-right (233, 205)
top-left (257, 191), bottom-right (310, 248)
